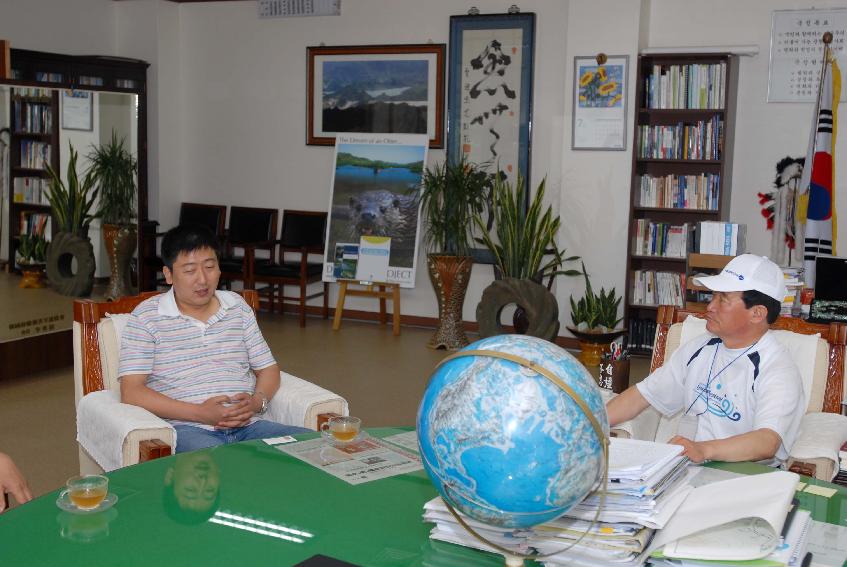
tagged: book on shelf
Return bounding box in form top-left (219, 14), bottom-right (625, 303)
top-left (637, 173), bottom-right (720, 210)
top-left (18, 212), bottom-right (51, 240)
top-left (34, 71), bottom-right (62, 83)
top-left (12, 87), bottom-right (52, 98)
top-left (627, 317), bottom-right (657, 352)
top-left (632, 220), bottom-right (690, 258)
top-left (12, 177), bottom-right (51, 206)
top-left (12, 99), bottom-right (53, 134)
top-left (637, 116), bottom-right (722, 160)
top-left (630, 270), bottom-right (685, 308)
top-left (644, 62), bottom-right (726, 110)
top-left (18, 140), bottom-right (51, 170)
top-left (695, 221), bottom-right (746, 255)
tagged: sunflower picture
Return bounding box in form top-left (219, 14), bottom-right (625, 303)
top-left (578, 63), bottom-right (623, 108)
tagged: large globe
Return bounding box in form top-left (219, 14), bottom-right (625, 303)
top-left (417, 334), bottom-right (608, 529)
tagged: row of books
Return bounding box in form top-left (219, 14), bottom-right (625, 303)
top-left (18, 140), bottom-right (51, 170)
top-left (643, 62), bottom-right (727, 110)
top-left (630, 270), bottom-right (685, 308)
top-left (34, 71), bottom-right (62, 83)
top-left (636, 117), bottom-right (723, 160)
top-left (833, 441), bottom-right (847, 487)
top-left (627, 317), bottom-right (658, 352)
top-left (12, 177), bottom-right (51, 206)
top-left (636, 173), bottom-right (720, 210)
top-left (18, 212), bottom-right (51, 239)
top-left (694, 221), bottom-right (745, 255)
top-left (631, 220), bottom-right (690, 258)
top-left (13, 99), bottom-right (53, 134)
top-left (12, 87), bottom-right (51, 98)
top-left (77, 75), bottom-right (104, 86)
top-left (780, 266), bottom-right (804, 316)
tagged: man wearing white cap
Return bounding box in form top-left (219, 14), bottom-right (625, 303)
top-left (607, 254), bottom-right (805, 466)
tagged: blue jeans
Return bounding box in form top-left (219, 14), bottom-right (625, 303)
top-left (174, 420), bottom-right (310, 453)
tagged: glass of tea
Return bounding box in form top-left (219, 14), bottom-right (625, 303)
top-left (62, 475), bottom-right (109, 510)
top-left (320, 416), bottom-right (361, 444)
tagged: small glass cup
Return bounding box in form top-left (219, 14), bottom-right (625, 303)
top-left (321, 416), bottom-right (361, 444)
top-left (61, 475), bottom-right (109, 510)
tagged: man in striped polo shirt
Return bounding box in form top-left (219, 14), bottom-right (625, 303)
top-left (119, 224), bottom-right (308, 453)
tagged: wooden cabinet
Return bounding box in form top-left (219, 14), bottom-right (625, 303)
top-left (625, 53), bottom-right (738, 354)
top-left (6, 88), bottom-right (59, 270)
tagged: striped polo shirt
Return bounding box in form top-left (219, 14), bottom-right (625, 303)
top-left (118, 288), bottom-right (276, 429)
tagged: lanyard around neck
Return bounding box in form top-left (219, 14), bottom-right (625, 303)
top-left (684, 339), bottom-right (758, 416)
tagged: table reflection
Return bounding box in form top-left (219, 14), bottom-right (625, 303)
top-left (163, 452), bottom-right (221, 525)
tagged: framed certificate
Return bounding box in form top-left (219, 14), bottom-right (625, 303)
top-left (62, 90), bottom-right (93, 131)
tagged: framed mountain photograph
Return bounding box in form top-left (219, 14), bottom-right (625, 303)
top-left (307, 44), bottom-right (445, 148)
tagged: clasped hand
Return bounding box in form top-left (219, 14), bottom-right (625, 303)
top-left (198, 393), bottom-right (257, 429)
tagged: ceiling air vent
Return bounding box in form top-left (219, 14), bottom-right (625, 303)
top-left (258, 0), bottom-right (341, 19)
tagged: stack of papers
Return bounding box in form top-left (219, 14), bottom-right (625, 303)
top-left (647, 471), bottom-right (807, 567)
top-left (423, 497), bottom-right (531, 556)
top-left (534, 438), bottom-right (693, 566)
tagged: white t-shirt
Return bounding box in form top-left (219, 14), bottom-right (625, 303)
top-left (636, 330), bottom-right (805, 465)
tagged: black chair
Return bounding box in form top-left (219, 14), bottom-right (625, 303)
top-left (250, 210), bottom-right (328, 327)
top-left (219, 206), bottom-right (278, 290)
top-left (141, 202), bottom-right (227, 290)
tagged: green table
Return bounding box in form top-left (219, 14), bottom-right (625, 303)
top-left (2, 429), bottom-right (846, 566)
top-left (0, 428), bottom-right (505, 566)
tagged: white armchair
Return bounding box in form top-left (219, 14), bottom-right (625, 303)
top-left (73, 290), bottom-right (348, 474)
top-left (611, 305), bottom-right (847, 481)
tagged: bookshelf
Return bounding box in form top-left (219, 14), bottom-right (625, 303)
top-left (684, 253), bottom-right (733, 311)
top-left (625, 53), bottom-right (738, 355)
top-left (6, 87), bottom-right (59, 271)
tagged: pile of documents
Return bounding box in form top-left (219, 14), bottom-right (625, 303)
top-left (422, 438), bottom-right (694, 567)
top-left (647, 470), bottom-right (809, 567)
top-left (532, 438), bottom-right (692, 566)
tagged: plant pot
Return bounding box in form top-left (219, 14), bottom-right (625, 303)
top-left (427, 254), bottom-right (473, 350)
top-left (103, 223), bottom-right (138, 300)
top-left (46, 231), bottom-right (96, 297)
top-left (476, 278), bottom-right (560, 341)
top-left (566, 326), bottom-right (627, 367)
top-left (18, 263), bottom-right (46, 289)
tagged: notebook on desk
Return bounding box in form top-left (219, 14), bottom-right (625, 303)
top-left (807, 256), bottom-right (847, 324)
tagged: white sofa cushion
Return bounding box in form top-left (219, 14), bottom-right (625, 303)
top-left (97, 313), bottom-right (130, 392)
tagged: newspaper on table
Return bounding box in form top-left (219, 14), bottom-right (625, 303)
top-left (381, 430), bottom-right (420, 453)
top-left (276, 434), bottom-right (422, 485)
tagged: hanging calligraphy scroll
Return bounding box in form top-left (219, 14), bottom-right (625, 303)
top-left (447, 12), bottom-right (535, 189)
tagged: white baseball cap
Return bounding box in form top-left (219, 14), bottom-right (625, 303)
top-left (693, 254), bottom-right (787, 303)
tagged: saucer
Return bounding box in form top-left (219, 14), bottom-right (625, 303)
top-left (56, 492), bottom-right (118, 515)
top-left (323, 430), bottom-right (368, 446)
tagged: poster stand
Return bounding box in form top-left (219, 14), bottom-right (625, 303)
top-left (332, 281), bottom-right (401, 336)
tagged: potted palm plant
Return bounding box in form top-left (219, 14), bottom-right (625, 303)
top-left (87, 131), bottom-right (138, 299)
top-left (474, 174), bottom-right (581, 341)
top-left (44, 142), bottom-right (98, 296)
top-left (567, 264), bottom-right (625, 366)
top-left (16, 232), bottom-right (49, 289)
top-left (420, 157), bottom-right (491, 349)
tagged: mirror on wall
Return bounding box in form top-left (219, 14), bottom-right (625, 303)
top-left (0, 84), bottom-right (139, 279)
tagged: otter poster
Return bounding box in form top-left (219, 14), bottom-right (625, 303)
top-left (323, 133), bottom-right (428, 288)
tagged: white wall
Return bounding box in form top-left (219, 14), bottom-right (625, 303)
top-left (0, 0), bottom-right (116, 54)
top-left (177, 0), bottom-right (569, 318)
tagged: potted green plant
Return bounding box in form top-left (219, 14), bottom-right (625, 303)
top-left (15, 232), bottom-right (49, 289)
top-left (420, 157), bottom-right (491, 349)
top-left (473, 174), bottom-right (581, 341)
top-left (567, 264), bottom-right (625, 366)
top-left (87, 130), bottom-right (139, 299)
top-left (44, 142), bottom-right (98, 296)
